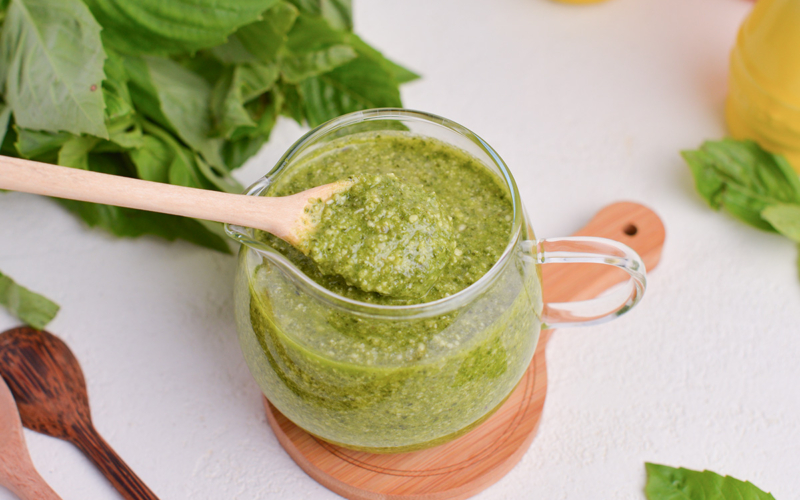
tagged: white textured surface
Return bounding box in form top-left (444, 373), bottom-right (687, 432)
top-left (1, 0), bottom-right (798, 499)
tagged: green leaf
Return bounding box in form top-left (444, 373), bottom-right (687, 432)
top-left (82, 0), bottom-right (280, 56)
top-left (129, 134), bottom-right (173, 183)
top-left (299, 55), bottom-right (402, 127)
top-left (239, 64), bottom-right (282, 102)
top-left (222, 91), bottom-right (282, 170)
top-left (99, 50), bottom-right (143, 151)
top-left (762, 204), bottom-right (800, 242)
top-left (287, 0), bottom-right (351, 31)
top-left (1, 0), bottom-right (107, 138)
top-left (125, 56), bottom-right (171, 129)
top-left (58, 135), bottom-right (100, 170)
top-left (345, 33), bottom-right (420, 84)
top-left (56, 153), bottom-right (232, 253)
top-left (175, 53), bottom-right (226, 86)
top-left (211, 63), bottom-right (279, 139)
top-left (279, 12), bottom-right (358, 84)
top-left (0, 102), bottom-right (11, 147)
top-left (682, 139), bottom-right (800, 233)
top-left (281, 44), bottom-right (357, 83)
top-left (211, 68), bottom-right (258, 138)
top-left (219, 1), bottom-right (299, 65)
top-left (210, 36), bottom-right (259, 65)
top-left (141, 120), bottom-right (241, 193)
top-left (194, 152), bottom-right (243, 193)
top-left (645, 463), bottom-right (775, 500)
top-left (0, 270), bottom-right (59, 329)
top-left (134, 56), bottom-right (226, 170)
top-left (279, 82), bottom-right (305, 125)
top-left (102, 49), bottom-right (133, 123)
top-left (285, 13), bottom-right (345, 53)
top-left (14, 127), bottom-right (71, 161)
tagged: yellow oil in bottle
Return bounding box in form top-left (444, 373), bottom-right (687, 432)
top-left (726, 0), bottom-right (800, 172)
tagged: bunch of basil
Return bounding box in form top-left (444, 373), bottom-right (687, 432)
top-left (0, 0), bottom-right (416, 327)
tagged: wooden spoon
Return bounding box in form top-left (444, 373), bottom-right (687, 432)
top-left (0, 154), bottom-right (351, 247)
top-left (0, 376), bottom-right (62, 500)
top-left (0, 327), bottom-right (160, 500)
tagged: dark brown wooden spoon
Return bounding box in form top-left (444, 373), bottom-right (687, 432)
top-left (0, 327), bottom-right (160, 500)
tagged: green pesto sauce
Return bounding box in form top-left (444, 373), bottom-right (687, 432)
top-left (301, 173), bottom-right (455, 298)
top-left (238, 131), bottom-right (542, 452)
top-left (260, 132), bottom-right (514, 306)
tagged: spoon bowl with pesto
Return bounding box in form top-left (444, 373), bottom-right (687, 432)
top-left (227, 109), bottom-right (647, 453)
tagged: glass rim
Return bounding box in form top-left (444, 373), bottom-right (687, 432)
top-left (225, 108), bottom-right (526, 319)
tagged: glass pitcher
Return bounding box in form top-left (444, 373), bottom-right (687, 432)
top-left (226, 109), bottom-right (646, 453)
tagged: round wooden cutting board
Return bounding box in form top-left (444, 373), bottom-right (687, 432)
top-left (264, 202), bottom-right (666, 500)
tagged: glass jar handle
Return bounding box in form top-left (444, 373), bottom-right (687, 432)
top-left (522, 237), bottom-right (647, 328)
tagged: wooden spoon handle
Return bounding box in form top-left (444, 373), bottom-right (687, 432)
top-left (0, 463), bottom-right (62, 500)
top-left (0, 154), bottom-right (279, 233)
top-left (70, 424), bottom-right (160, 500)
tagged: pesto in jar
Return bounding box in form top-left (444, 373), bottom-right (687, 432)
top-left (299, 173), bottom-right (455, 298)
top-left (236, 131), bottom-right (542, 452)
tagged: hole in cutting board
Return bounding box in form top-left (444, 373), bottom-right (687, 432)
top-left (622, 224), bottom-right (638, 236)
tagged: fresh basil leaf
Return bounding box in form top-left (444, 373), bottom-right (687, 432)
top-left (141, 120), bottom-right (240, 193)
top-left (83, 0), bottom-right (280, 56)
top-left (124, 56), bottom-right (172, 131)
top-left (762, 204), bottom-right (800, 242)
top-left (239, 64), bottom-right (281, 103)
top-left (129, 134), bottom-right (172, 183)
top-left (57, 153), bottom-right (231, 253)
top-left (222, 90), bottom-right (282, 170)
top-left (279, 12), bottom-right (357, 83)
top-left (102, 49), bottom-right (133, 123)
top-left (1, 0), bottom-right (107, 138)
top-left (194, 152), bottom-right (243, 194)
top-left (683, 139), bottom-right (800, 233)
top-left (58, 136), bottom-right (100, 170)
top-left (224, 1), bottom-right (299, 65)
top-left (285, 13), bottom-right (345, 53)
top-left (287, 0), bottom-right (351, 31)
top-left (345, 33), bottom-right (420, 84)
top-left (210, 36), bottom-right (259, 65)
top-left (282, 44), bottom-right (357, 83)
top-left (211, 63), bottom-right (280, 139)
top-left (168, 149), bottom-right (205, 189)
top-left (0, 102), bottom-right (11, 146)
top-left (381, 59), bottom-right (421, 85)
top-left (223, 134), bottom-right (268, 171)
top-left (103, 115), bottom-right (144, 151)
top-left (212, 67), bottom-right (258, 139)
top-left (320, 0), bottom-right (351, 31)
top-left (645, 463), bottom-right (775, 500)
top-left (299, 55), bottom-right (402, 127)
top-left (0, 270), bottom-right (59, 329)
top-left (279, 82), bottom-right (306, 125)
top-left (139, 56), bottom-right (226, 170)
top-left (14, 127), bottom-right (71, 161)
